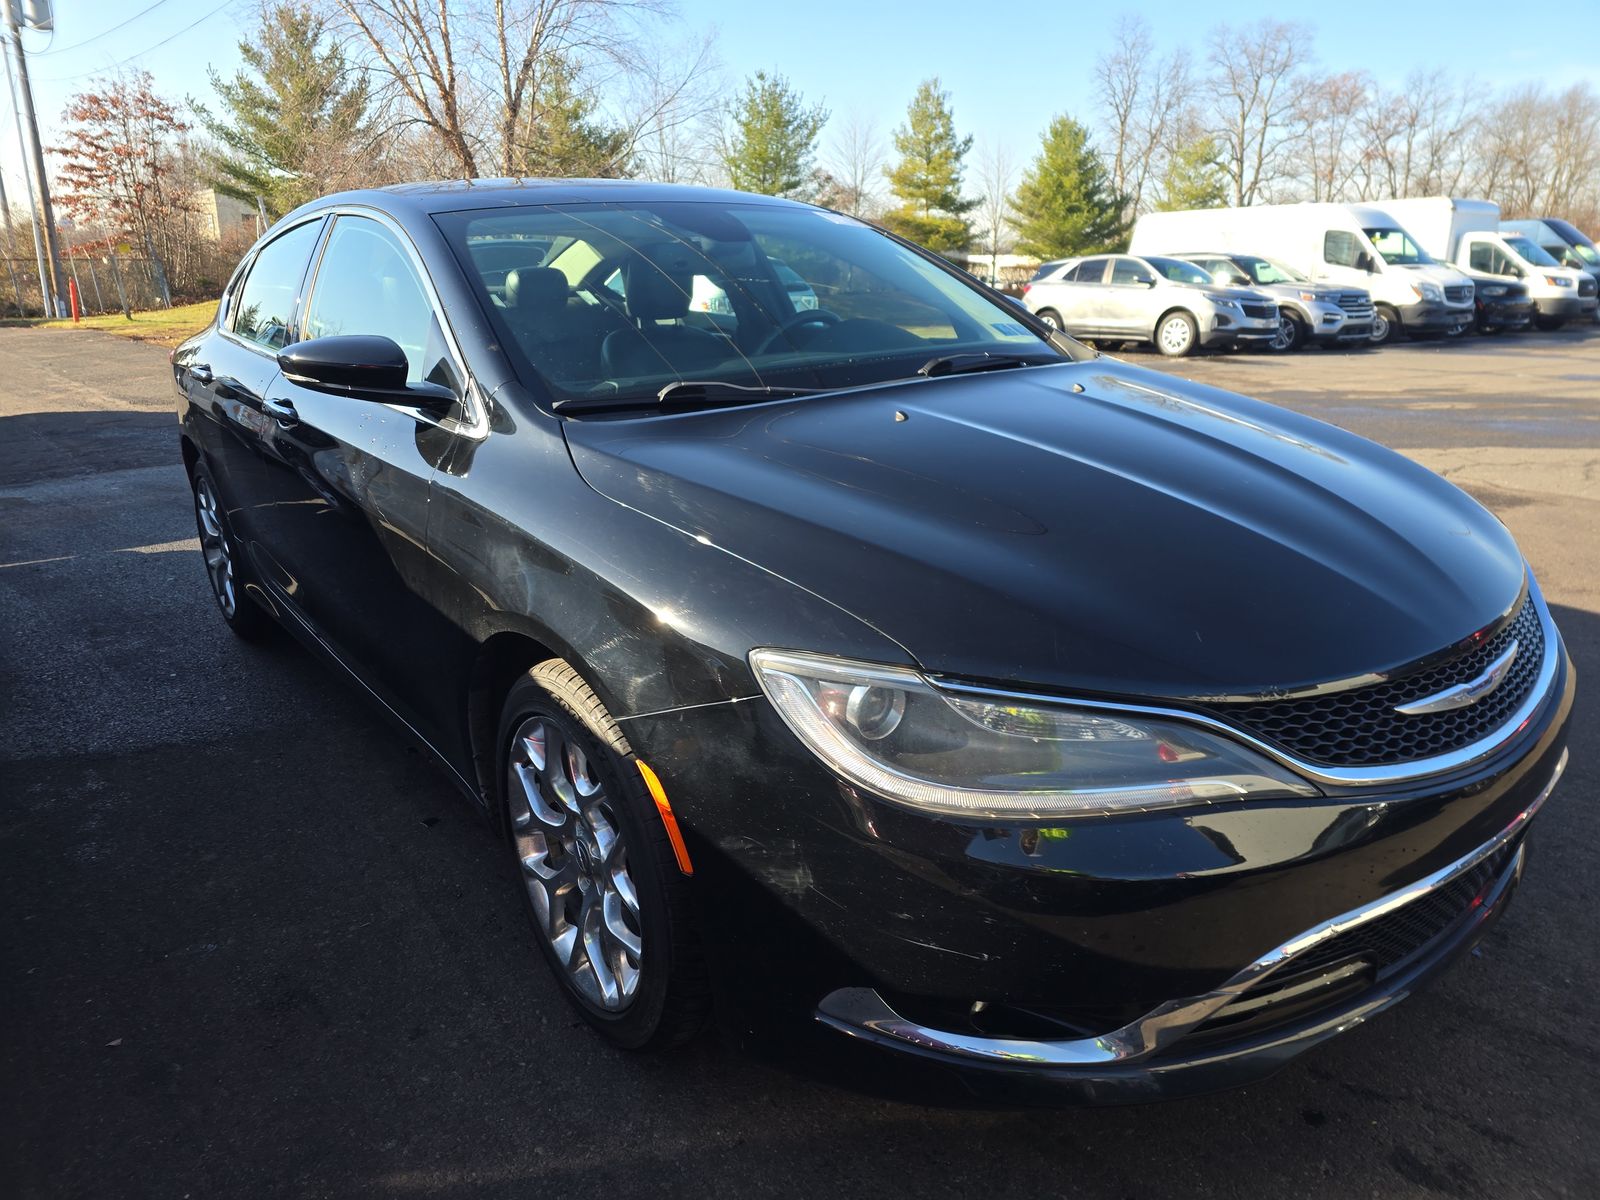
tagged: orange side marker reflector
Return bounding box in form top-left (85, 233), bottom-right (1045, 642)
top-left (636, 759), bottom-right (694, 876)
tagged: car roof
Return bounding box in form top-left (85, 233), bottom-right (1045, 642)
top-left (278, 178), bottom-right (810, 225)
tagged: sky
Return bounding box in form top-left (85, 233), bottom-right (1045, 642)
top-left (2, 0), bottom-right (1596, 213)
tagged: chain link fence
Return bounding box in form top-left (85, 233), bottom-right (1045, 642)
top-left (2, 252), bottom-right (171, 318)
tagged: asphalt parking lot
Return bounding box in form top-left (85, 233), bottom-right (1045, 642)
top-left (2, 326), bottom-right (1596, 1199)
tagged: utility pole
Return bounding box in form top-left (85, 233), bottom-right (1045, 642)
top-left (2, 33), bottom-right (50, 315)
top-left (4, 2), bottom-right (66, 316)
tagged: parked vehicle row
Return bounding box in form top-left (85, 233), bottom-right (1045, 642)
top-left (1083, 198), bottom-right (1599, 355)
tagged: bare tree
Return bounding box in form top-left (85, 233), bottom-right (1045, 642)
top-left (1289, 70), bottom-right (1370, 201)
top-left (974, 139), bottom-right (1015, 279)
top-left (334, 0), bottom-right (709, 179)
top-left (1469, 82), bottom-right (1600, 228)
top-left (626, 30), bottom-right (721, 183)
top-left (1093, 15), bottom-right (1192, 217)
top-left (1204, 19), bottom-right (1313, 206)
top-left (825, 111), bottom-right (884, 216)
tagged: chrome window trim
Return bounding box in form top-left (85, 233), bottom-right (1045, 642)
top-left (932, 575), bottom-right (1560, 789)
top-left (300, 205), bottom-right (489, 441)
top-left (816, 748), bottom-right (1565, 1069)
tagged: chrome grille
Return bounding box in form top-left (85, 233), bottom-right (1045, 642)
top-left (1336, 292), bottom-right (1370, 312)
top-left (1201, 595), bottom-right (1545, 768)
top-left (1445, 284), bottom-right (1472, 305)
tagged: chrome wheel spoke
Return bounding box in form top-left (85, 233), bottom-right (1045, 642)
top-left (507, 713), bottom-right (643, 1012)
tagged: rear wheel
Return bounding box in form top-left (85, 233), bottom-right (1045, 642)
top-left (1369, 305), bottom-right (1399, 345)
top-left (191, 465), bottom-right (273, 641)
top-left (1155, 311), bottom-right (1197, 357)
top-left (1035, 308), bottom-right (1062, 330)
top-left (498, 659), bottom-right (708, 1050)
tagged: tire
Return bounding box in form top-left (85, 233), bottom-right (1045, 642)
top-left (1155, 310), bottom-right (1197, 358)
top-left (498, 659), bottom-right (709, 1051)
top-left (1273, 313), bottom-right (1305, 352)
top-left (1369, 305), bottom-right (1399, 346)
top-left (1035, 308), bottom-right (1062, 331)
top-left (190, 463), bottom-right (274, 641)
top-left (1534, 314), bottom-right (1565, 331)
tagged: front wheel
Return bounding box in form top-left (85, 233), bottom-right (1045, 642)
top-left (1155, 311), bottom-right (1197, 357)
top-left (1272, 313), bottom-right (1305, 352)
top-left (1369, 305), bottom-right (1399, 345)
top-left (1534, 314), bottom-right (1565, 331)
top-left (1035, 307), bottom-right (1062, 330)
top-left (498, 660), bottom-right (709, 1051)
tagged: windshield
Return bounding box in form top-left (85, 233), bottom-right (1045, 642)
top-left (1144, 256), bottom-right (1212, 284)
top-left (1362, 227), bottom-right (1433, 266)
top-left (435, 201), bottom-right (1064, 406)
top-left (1503, 235), bottom-right (1559, 267)
top-left (1240, 255), bottom-right (1307, 285)
top-left (1545, 218), bottom-right (1597, 252)
top-left (1569, 242), bottom-right (1599, 265)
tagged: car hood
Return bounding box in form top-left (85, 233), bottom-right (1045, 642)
top-left (563, 360), bottom-right (1525, 699)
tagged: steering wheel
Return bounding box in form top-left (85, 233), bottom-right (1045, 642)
top-left (753, 309), bottom-right (842, 355)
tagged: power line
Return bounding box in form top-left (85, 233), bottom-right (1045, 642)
top-left (34, 0), bottom-right (241, 84)
top-left (33, 0), bottom-right (184, 57)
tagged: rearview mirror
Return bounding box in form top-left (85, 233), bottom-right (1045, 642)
top-left (278, 335), bottom-right (455, 409)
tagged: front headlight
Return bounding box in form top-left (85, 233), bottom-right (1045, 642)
top-left (1298, 290), bottom-right (1319, 302)
top-left (1545, 275), bottom-right (1573, 288)
top-left (1413, 282), bottom-right (1443, 302)
top-left (750, 650), bottom-right (1319, 818)
top-left (1211, 296), bottom-right (1241, 310)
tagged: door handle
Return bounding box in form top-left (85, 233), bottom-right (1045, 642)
top-left (189, 362), bottom-right (214, 384)
top-left (263, 397), bottom-right (300, 428)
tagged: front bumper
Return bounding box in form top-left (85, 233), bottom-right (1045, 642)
top-left (815, 753), bottom-right (1556, 1103)
top-left (1478, 297), bottom-right (1534, 330)
top-left (1534, 294), bottom-right (1598, 320)
top-left (1205, 312), bottom-right (1278, 348)
top-left (1397, 300), bottom-right (1472, 333)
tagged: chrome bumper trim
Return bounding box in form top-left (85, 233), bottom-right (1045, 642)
top-left (816, 748), bottom-right (1565, 1069)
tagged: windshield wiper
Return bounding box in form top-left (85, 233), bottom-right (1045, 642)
top-left (552, 379), bottom-right (822, 414)
top-left (916, 352), bottom-right (1053, 378)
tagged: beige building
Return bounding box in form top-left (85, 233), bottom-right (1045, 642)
top-left (190, 188), bottom-right (260, 241)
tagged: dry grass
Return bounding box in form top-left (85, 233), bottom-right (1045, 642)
top-left (3, 300), bottom-right (219, 348)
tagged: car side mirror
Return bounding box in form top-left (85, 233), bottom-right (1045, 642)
top-left (278, 335), bottom-right (455, 410)
top-left (1355, 252), bottom-right (1375, 272)
top-left (1136, 275), bottom-right (1157, 287)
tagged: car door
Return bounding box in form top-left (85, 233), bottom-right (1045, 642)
top-left (1057, 257), bottom-right (1108, 332)
top-left (1104, 257), bottom-right (1155, 334)
top-left (248, 211), bottom-right (474, 743)
top-left (185, 217), bottom-right (327, 552)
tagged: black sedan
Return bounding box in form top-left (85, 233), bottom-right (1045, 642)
top-left (173, 181), bottom-right (1573, 1102)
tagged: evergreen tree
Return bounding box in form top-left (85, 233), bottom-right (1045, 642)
top-left (1152, 136), bottom-right (1230, 211)
top-left (720, 71), bottom-right (830, 197)
top-left (882, 78), bottom-right (977, 252)
top-left (1008, 115), bottom-right (1128, 259)
top-left (513, 60), bottom-right (633, 178)
top-left (197, 2), bottom-right (372, 217)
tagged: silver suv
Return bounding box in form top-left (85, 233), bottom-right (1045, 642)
top-left (1023, 254), bottom-right (1279, 357)
top-left (1174, 253), bottom-right (1375, 351)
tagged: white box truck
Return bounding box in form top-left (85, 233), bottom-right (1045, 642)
top-left (1380, 197), bottom-right (1597, 330)
top-left (1130, 202), bottom-right (1476, 344)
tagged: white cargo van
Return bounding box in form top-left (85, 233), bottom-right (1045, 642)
top-left (1380, 198), bottom-right (1597, 330)
top-left (1130, 203), bottom-right (1475, 344)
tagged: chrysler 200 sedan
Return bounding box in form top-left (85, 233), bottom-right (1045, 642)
top-left (174, 181), bottom-right (1573, 1102)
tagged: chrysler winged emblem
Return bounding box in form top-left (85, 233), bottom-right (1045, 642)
top-left (1395, 642), bottom-right (1519, 716)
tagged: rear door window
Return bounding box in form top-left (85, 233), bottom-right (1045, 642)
top-left (1068, 259), bottom-right (1107, 283)
top-left (230, 219), bottom-right (323, 351)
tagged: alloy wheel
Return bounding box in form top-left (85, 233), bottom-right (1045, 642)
top-left (508, 714), bottom-right (643, 1011)
top-left (194, 476), bottom-right (236, 618)
top-left (1274, 315), bottom-right (1300, 352)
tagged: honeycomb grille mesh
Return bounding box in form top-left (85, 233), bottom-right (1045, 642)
top-left (1203, 596), bottom-right (1544, 768)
